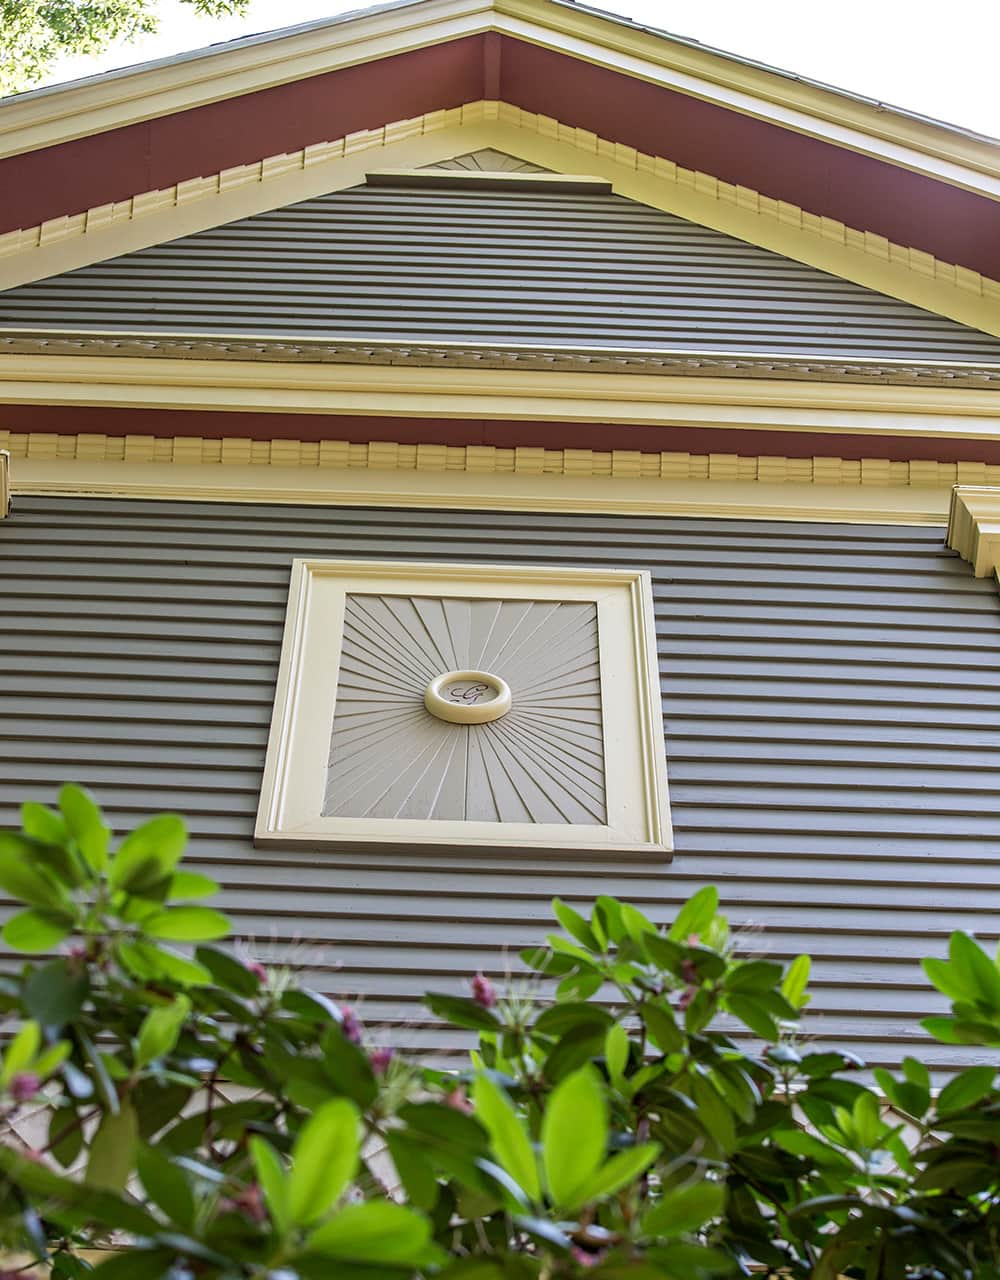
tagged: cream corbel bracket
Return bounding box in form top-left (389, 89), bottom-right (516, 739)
top-left (946, 485), bottom-right (1000, 577)
top-left (0, 450), bottom-right (9, 518)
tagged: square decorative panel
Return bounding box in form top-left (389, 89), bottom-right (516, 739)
top-left (256, 560), bottom-right (671, 855)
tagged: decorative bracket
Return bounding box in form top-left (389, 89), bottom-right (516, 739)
top-left (947, 485), bottom-right (1000, 579)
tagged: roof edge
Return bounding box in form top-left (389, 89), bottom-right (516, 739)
top-left (0, 0), bottom-right (998, 200)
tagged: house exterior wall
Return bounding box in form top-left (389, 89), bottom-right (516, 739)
top-left (2, 495), bottom-right (998, 1072)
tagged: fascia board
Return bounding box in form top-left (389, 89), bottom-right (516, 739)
top-left (0, 0), bottom-right (997, 203)
top-left (4, 354), bottom-right (1000, 441)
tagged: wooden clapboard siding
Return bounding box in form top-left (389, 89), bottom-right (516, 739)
top-left (1, 497), bottom-right (999, 1070)
top-left (1, 183), bottom-right (1000, 359)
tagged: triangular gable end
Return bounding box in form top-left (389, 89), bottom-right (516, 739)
top-left (2, 106), bottom-right (997, 344)
top-left (1, 157), bottom-right (999, 365)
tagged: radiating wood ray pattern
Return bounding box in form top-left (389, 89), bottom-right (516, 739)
top-left (324, 594), bottom-right (606, 823)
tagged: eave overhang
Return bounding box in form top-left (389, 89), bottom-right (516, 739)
top-left (0, 0), bottom-right (998, 282)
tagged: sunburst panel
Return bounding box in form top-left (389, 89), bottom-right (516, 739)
top-left (325, 594), bottom-right (606, 823)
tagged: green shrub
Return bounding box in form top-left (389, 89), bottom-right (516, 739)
top-left (0, 789), bottom-right (996, 1278)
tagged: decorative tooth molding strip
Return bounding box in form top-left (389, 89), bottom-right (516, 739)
top-left (947, 485), bottom-right (1000, 577)
top-left (1, 334), bottom-right (999, 388)
top-left (0, 102), bottom-right (499, 262)
top-left (1, 99), bottom-right (997, 327)
top-left (1, 429), bottom-right (994, 490)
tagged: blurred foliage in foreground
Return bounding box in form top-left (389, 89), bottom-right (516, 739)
top-left (0, 787), bottom-right (997, 1278)
top-left (1, 0), bottom-right (250, 98)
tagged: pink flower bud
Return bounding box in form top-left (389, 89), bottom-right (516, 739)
top-left (570, 1245), bottom-right (605, 1268)
top-left (339, 1005), bottom-right (363, 1044)
top-left (9, 1073), bottom-right (41, 1103)
top-left (244, 959), bottom-right (268, 984)
top-left (370, 1047), bottom-right (395, 1076)
top-left (444, 1087), bottom-right (473, 1114)
top-left (470, 972), bottom-right (497, 1009)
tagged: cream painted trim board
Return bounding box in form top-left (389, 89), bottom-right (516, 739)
top-left (947, 485), bottom-right (1000, 576)
top-left (3, 334), bottom-right (1000, 389)
top-left (256, 558), bottom-right (672, 855)
top-left (2, 0), bottom-right (998, 195)
top-left (7, 457), bottom-right (954, 525)
top-left (4, 427), bottom-right (998, 492)
top-left (4, 356), bottom-right (1000, 441)
top-left (0, 450), bottom-right (9, 518)
top-left (1, 102), bottom-right (998, 339)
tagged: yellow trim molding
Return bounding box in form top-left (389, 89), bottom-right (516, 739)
top-left (1, 101), bottom-right (997, 337)
top-left (4, 358), bottom-right (1000, 441)
top-left (4, 450), bottom-right (958, 526)
top-left (3, 427), bottom-right (998, 491)
top-left (0, 449), bottom-right (9, 518)
top-left (947, 485), bottom-right (1000, 576)
top-left (2, 0), bottom-right (998, 196)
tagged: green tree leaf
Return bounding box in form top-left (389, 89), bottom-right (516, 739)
top-left (86, 1100), bottom-right (139, 1192)
top-left (135, 996), bottom-right (191, 1067)
top-left (949, 932), bottom-right (1000, 1012)
top-left (472, 1074), bottom-right (540, 1203)
top-left (250, 1135), bottom-right (290, 1236)
top-left (142, 906), bottom-right (230, 942)
top-left (194, 945), bottom-right (261, 995)
top-left (568, 1141), bottom-right (660, 1206)
top-left (2, 907), bottom-right (74, 952)
top-left (668, 887), bottom-right (719, 943)
top-left (0, 844), bottom-right (68, 910)
top-left (305, 1200), bottom-right (432, 1264)
top-left (287, 1098), bottom-right (361, 1226)
top-left (643, 1181), bottom-right (726, 1238)
top-left (604, 1022), bottom-right (629, 1083)
top-left (425, 992), bottom-right (502, 1032)
top-left (726, 960), bottom-right (783, 993)
top-left (20, 802), bottom-right (68, 845)
top-left (23, 958), bottom-right (89, 1031)
top-left (552, 898), bottom-right (600, 951)
top-left (0, 1020), bottom-right (41, 1086)
top-left (137, 1143), bottom-right (195, 1230)
top-left (781, 954), bottom-right (812, 1010)
top-left (108, 814), bottom-right (187, 894)
top-left (937, 1064), bottom-right (996, 1114)
top-left (167, 871), bottom-right (218, 900)
top-left (59, 784), bottom-right (110, 873)
top-left (541, 1066), bottom-right (607, 1210)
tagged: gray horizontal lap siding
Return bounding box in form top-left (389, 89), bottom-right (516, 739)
top-left (2, 185), bottom-right (1000, 360)
top-left (2, 498), bottom-right (999, 1070)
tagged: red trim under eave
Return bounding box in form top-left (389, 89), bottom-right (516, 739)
top-left (1, 33), bottom-right (998, 280)
top-left (9, 404), bottom-right (1000, 465)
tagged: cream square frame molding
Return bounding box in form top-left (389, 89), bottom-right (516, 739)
top-left (255, 559), bottom-right (672, 857)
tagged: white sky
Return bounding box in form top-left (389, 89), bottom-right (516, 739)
top-left (37, 0), bottom-right (1000, 142)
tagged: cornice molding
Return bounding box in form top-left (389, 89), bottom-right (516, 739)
top-left (947, 485), bottom-right (1000, 577)
top-left (1, 0), bottom-right (997, 197)
top-left (3, 355), bottom-right (1000, 442)
top-left (0, 102), bottom-right (997, 338)
top-left (1, 334), bottom-right (999, 390)
top-left (6, 453), bottom-right (954, 525)
top-left (2, 426), bottom-right (990, 494)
